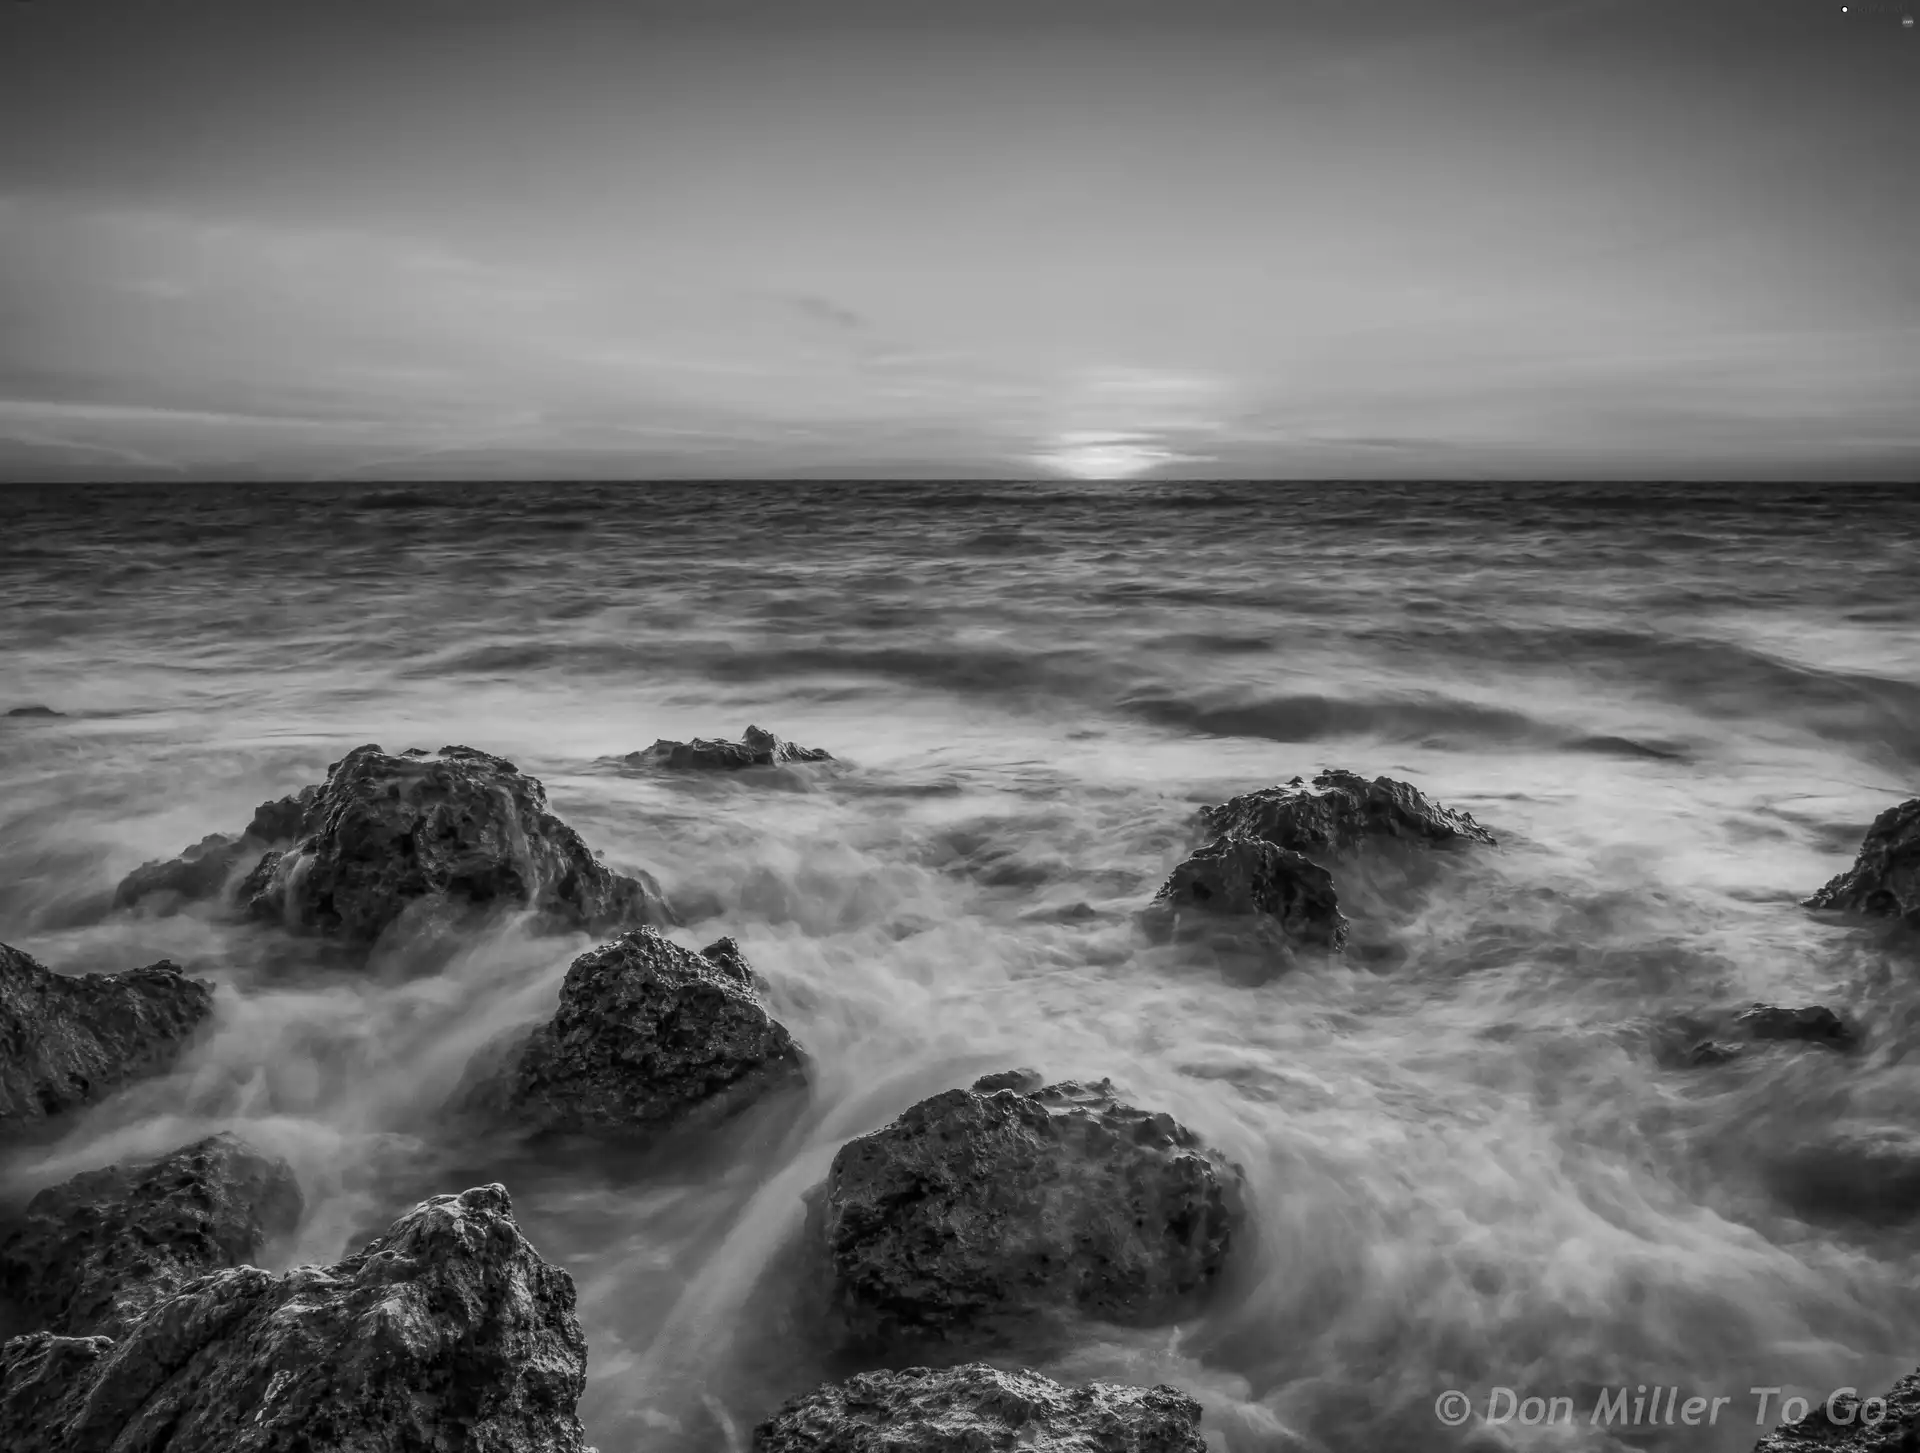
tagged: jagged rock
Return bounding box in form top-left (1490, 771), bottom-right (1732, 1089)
top-left (0, 1134), bottom-right (302, 1338)
top-left (628, 724), bottom-right (833, 771)
top-left (244, 744), bottom-right (669, 945)
top-left (0, 1183), bottom-right (588, 1453)
top-left (1735, 1003), bottom-right (1857, 1049)
top-left (0, 945), bottom-right (214, 1139)
top-left (1199, 768), bottom-right (1495, 858)
top-left (114, 787), bottom-right (317, 912)
top-left (1658, 1002), bottom-right (1858, 1068)
top-left (459, 928), bottom-right (805, 1140)
top-left (1754, 1368), bottom-right (1920, 1449)
top-left (1806, 798), bottom-right (1920, 927)
top-left (815, 1072), bottom-right (1240, 1350)
top-left (754, 1364), bottom-right (1209, 1452)
top-left (1148, 834), bottom-right (1347, 950)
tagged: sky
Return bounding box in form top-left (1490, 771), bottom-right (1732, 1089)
top-left (1, 0), bottom-right (1915, 482)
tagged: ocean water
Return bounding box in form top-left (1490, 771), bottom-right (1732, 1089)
top-left (1, 479), bottom-right (1917, 1452)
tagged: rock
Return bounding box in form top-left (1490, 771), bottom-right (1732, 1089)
top-left (1806, 798), bottom-right (1920, 927)
top-left (114, 787), bottom-right (318, 912)
top-left (1199, 768), bottom-right (1496, 857)
top-left (815, 1074), bottom-right (1240, 1350)
top-left (245, 743), bottom-right (670, 945)
top-left (754, 1364), bottom-right (1209, 1452)
top-left (459, 928), bottom-right (805, 1140)
top-left (0, 944), bottom-right (214, 1139)
top-left (1658, 1002), bottom-right (1858, 1068)
top-left (1766, 1126), bottom-right (1920, 1224)
top-left (0, 1134), bottom-right (302, 1338)
top-left (1733, 1003), bottom-right (1857, 1050)
top-left (1754, 1367), bottom-right (1919, 1450)
top-left (628, 724), bottom-right (833, 771)
top-left (1149, 834), bottom-right (1348, 950)
top-left (0, 1183), bottom-right (589, 1453)
top-left (5, 707), bottom-right (62, 719)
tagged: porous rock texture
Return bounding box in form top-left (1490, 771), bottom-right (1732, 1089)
top-left (0, 1134), bottom-right (302, 1339)
top-left (243, 743), bottom-right (670, 944)
top-left (0, 1183), bottom-right (590, 1453)
top-left (0, 944), bottom-right (214, 1138)
top-left (628, 724), bottom-right (833, 771)
top-left (1149, 834), bottom-right (1348, 950)
top-left (1806, 798), bottom-right (1920, 927)
top-left (1199, 768), bottom-right (1496, 858)
top-left (462, 928), bottom-right (805, 1140)
top-left (1754, 1368), bottom-right (1919, 1450)
top-left (816, 1072), bottom-right (1240, 1350)
top-left (113, 787), bottom-right (318, 911)
top-left (754, 1364), bottom-right (1210, 1453)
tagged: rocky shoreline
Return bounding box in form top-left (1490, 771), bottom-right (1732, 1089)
top-left (3, 735), bottom-right (1915, 1450)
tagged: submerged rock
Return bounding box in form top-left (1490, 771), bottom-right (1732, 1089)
top-left (1149, 833), bottom-right (1348, 950)
top-left (754, 1364), bottom-right (1209, 1452)
top-left (459, 928), bottom-right (805, 1140)
top-left (1766, 1126), bottom-right (1920, 1224)
top-left (0, 1134), bottom-right (302, 1338)
top-left (0, 945), bottom-right (214, 1139)
top-left (1659, 1001), bottom-right (1859, 1068)
top-left (0, 1183), bottom-right (589, 1453)
top-left (628, 724), bottom-right (833, 771)
top-left (244, 743), bottom-right (670, 945)
top-left (1806, 798), bottom-right (1920, 927)
top-left (114, 787), bottom-right (317, 912)
top-left (815, 1073), bottom-right (1240, 1350)
top-left (1199, 768), bottom-right (1496, 858)
top-left (5, 707), bottom-right (63, 719)
top-left (1754, 1367), bottom-right (1920, 1449)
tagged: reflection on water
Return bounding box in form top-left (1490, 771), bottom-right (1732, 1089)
top-left (1, 480), bottom-right (1918, 1452)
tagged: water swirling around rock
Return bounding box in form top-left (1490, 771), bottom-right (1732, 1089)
top-left (0, 479), bottom-right (1917, 1452)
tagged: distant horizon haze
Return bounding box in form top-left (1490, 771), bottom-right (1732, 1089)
top-left (1, 0), bottom-right (1915, 483)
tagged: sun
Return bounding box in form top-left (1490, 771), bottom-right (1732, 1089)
top-left (1035, 434), bottom-right (1171, 480)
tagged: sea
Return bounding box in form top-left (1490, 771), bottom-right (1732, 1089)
top-left (1, 479), bottom-right (1917, 1452)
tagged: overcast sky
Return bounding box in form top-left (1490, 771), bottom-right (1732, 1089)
top-left (1, 0), bottom-right (1915, 481)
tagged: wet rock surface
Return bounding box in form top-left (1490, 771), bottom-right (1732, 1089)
top-left (1806, 798), bottom-right (1920, 927)
top-left (1658, 1002), bottom-right (1859, 1068)
top-left (1754, 1368), bottom-right (1919, 1450)
top-left (245, 743), bottom-right (670, 945)
top-left (628, 724), bottom-right (833, 770)
top-left (0, 1134), bottom-right (302, 1338)
top-left (0, 945), bottom-right (214, 1138)
top-left (816, 1072), bottom-right (1240, 1350)
top-left (114, 787), bottom-right (317, 912)
top-left (1149, 833), bottom-right (1348, 950)
top-left (1199, 768), bottom-right (1496, 858)
top-left (754, 1363), bottom-right (1210, 1453)
top-left (0, 1183), bottom-right (589, 1453)
top-left (461, 928), bottom-right (805, 1140)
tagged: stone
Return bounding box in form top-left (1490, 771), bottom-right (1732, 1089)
top-left (0, 1134), bottom-right (302, 1338)
top-left (1658, 1002), bottom-right (1859, 1068)
top-left (628, 724), bottom-right (833, 771)
top-left (754, 1364), bottom-right (1209, 1453)
top-left (1149, 833), bottom-right (1348, 950)
top-left (1806, 798), bottom-right (1920, 927)
top-left (815, 1074), bottom-right (1240, 1350)
top-left (1732, 1003), bottom-right (1857, 1050)
top-left (114, 787), bottom-right (317, 912)
top-left (460, 928), bottom-right (805, 1140)
top-left (1754, 1367), bottom-right (1919, 1450)
top-left (244, 743), bottom-right (669, 945)
top-left (1198, 768), bottom-right (1496, 857)
top-left (0, 1183), bottom-right (588, 1453)
top-left (0, 944), bottom-right (214, 1139)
